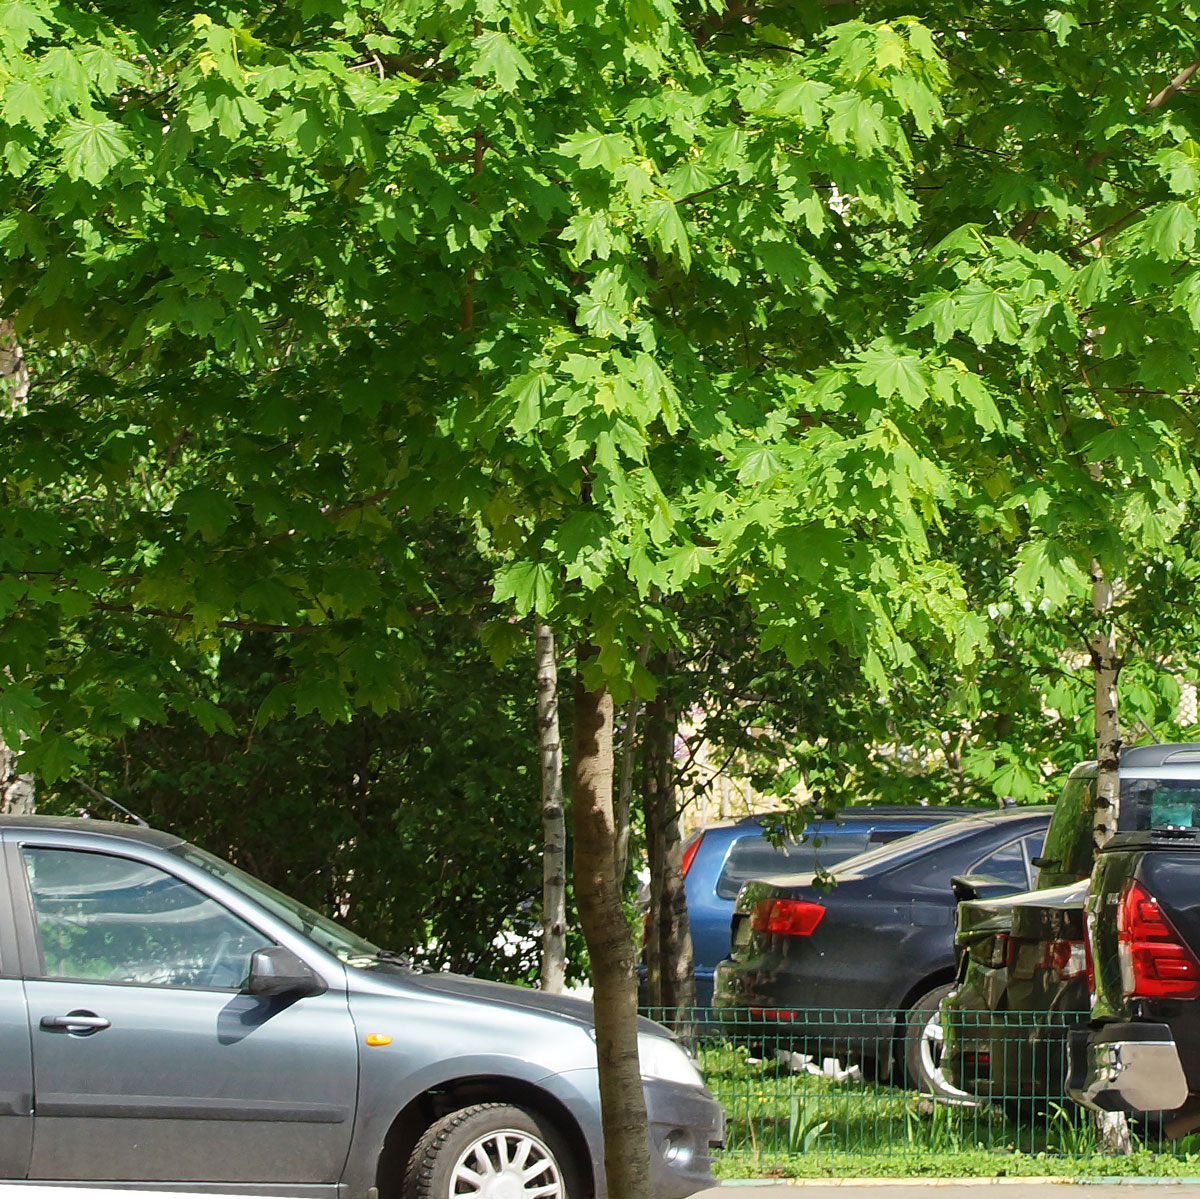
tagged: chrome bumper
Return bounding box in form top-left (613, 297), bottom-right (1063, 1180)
top-left (1069, 1022), bottom-right (1189, 1113)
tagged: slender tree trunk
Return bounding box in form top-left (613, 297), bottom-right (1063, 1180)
top-left (0, 319), bottom-right (34, 816)
top-left (536, 620), bottom-right (566, 993)
top-left (644, 743), bottom-right (663, 1010)
top-left (643, 676), bottom-right (696, 1029)
top-left (571, 648), bottom-right (652, 1199)
top-left (1089, 558), bottom-right (1131, 1155)
top-left (614, 637), bottom-right (651, 889)
top-left (1090, 560), bottom-right (1121, 852)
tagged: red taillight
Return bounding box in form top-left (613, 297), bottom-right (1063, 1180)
top-left (1046, 939), bottom-right (1088, 980)
top-left (993, 932), bottom-right (1011, 969)
top-left (750, 898), bottom-right (825, 936)
top-left (1085, 922), bottom-right (1095, 990)
top-left (1117, 879), bottom-right (1200, 999)
top-left (680, 832), bottom-right (703, 877)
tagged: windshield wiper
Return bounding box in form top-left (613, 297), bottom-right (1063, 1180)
top-left (373, 948), bottom-right (422, 972)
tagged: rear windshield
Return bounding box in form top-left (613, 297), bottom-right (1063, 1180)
top-left (1122, 779), bottom-right (1200, 832)
top-left (825, 817), bottom-right (988, 878)
top-left (716, 833), bottom-right (873, 899)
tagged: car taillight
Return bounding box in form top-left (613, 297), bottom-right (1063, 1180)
top-left (750, 898), bottom-right (825, 936)
top-left (993, 932), bottom-right (1011, 968)
top-left (1117, 879), bottom-right (1200, 999)
top-left (680, 832), bottom-right (703, 877)
top-left (1084, 917), bottom-right (1095, 990)
top-left (1046, 939), bottom-right (1087, 980)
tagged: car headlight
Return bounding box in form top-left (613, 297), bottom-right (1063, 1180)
top-left (637, 1033), bottom-right (705, 1089)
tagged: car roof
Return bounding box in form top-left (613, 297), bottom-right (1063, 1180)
top-left (1069, 743), bottom-right (1200, 776)
top-left (0, 814), bottom-right (183, 851)
top-left (726, 804), bottom-right (986, 828)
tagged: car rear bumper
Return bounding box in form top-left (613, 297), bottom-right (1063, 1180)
top-left (1068, 1022), bottom-right (1189, 1113)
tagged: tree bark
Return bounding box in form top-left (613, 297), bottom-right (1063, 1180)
top-left (1090, 559), bottom-right (1122, 853)
top-left (0, 319), bottom-right (34, 816)
top-left (571, 647), bottom-right (652, 1199)
top-left (536, 620), bottom-right (567, 993)
top-left (643, 676), bottom-right (697, 1028)
top-left (1089, 557), bottom-right (1131, 1155)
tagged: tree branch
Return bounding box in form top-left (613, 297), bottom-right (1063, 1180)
top-left (1145, 58), bottom-right (1200, 111)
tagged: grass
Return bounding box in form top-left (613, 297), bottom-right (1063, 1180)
top-left (696, 1038), bottom-right (1200, 1180)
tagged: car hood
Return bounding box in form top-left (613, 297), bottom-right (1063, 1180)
top-left (956, 879), bottom-right (1088, 943)
top-left (382, 969), bottom-right (665, 1036)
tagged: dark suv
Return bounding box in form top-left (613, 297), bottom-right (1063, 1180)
top-left (1067, 744), bottom-right (1200, 1122)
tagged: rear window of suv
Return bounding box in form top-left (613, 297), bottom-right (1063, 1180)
top-left (1123, 779), bottom-right (1200, 832)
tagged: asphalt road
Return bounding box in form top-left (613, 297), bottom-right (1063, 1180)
top-left (696, 1186), bottom-right (1200, 1199)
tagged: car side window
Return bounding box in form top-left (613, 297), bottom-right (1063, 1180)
top-left (22, 847), bottom-right (273, 990)
top-left (972, 838), bottom-right (1031, 890)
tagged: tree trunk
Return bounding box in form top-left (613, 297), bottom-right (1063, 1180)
top-left (571, 648), bottom-right (652, 1199)
top-left (1090, 560), bottom-right (1121, 853)
top-left (0, 745), bottom-right (34, 815)
top-left (536, 620), bottom-right (567, 994)
top-left (644, 679), bottom-right (696, 1029)
top-left (0, 319), bottom-right (34, 816)
top-left (1089, 557), bottom-right (1131, 1155)
top-left (614, 637), bottom-right (651, 889)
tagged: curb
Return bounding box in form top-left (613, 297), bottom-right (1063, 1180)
top-left (717, 1180), bottom-right (1200, 1188)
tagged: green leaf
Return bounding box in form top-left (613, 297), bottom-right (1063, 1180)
top-left (954, 282), bottom-right (1020, 346)
top-left (492, 560), bottom-right (555, 616)
top-left (737, 445), bottom-right (784, 485)
top-left (560, 129), bottom-right (633, 173)
top-left (1044, 9), bottom-right (1080, 45)
top-left (2, 77), bottom-right (49, 131)
top-left (57, 116), bottom-right (133, 184)
top-left (1011, 539), bottom-right (1088, 607)
top-left (855, 344), bottom-right (929, 406)
top-left (510, 370), bottom-right (549, 435)
top-left (576, 294), bottom-right (625, 338)
top-left (173, 487), bottom-right (238, 540)
top-left (643, 197), bottom-right (691, 269)
top-left (765, 76), bottom-right (829, 125)
top-left (0, 685), bottom-right (42, 745)
top-left (562, 210), bottom-right (614, 263)
top-left (1144, 201), bottom-right (1198, 260)
top-left (473, 31), bottom-right (536, 93)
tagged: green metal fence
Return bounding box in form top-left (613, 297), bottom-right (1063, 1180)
top-left (641, 1006), bottom-right (1197, 1175)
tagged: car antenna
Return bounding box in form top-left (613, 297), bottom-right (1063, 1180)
top-left (73, 780), bottom-right (150, 827)
top-left (1134, 716), bottom-right (1161, 744)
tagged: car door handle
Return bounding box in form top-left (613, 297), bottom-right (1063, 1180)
top-left (40, 1013), bottom-right (110, 1032)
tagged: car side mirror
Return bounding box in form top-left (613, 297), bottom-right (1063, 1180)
top-left (951, 874), bottom-right (1025, 903)
top-left (1030, 856), bottom-right (1058, 868)
top-left (247, 946), bottom-right (327, 998)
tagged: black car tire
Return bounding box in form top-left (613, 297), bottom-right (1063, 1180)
top-left (403, 1102), bottom-right (579, 1199)
top-left (903, 982), bottom-right (975, 1104)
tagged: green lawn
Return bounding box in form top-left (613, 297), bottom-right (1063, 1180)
top-left (698, 1040), bottom-right (1200, 1179)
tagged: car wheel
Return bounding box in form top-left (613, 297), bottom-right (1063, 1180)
top-left (403, 1102), bottom-right (578, 1199)
top-left (903, 983), bottom-right (975, 1104)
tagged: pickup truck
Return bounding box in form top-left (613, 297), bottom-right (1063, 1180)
top-left (1068, 744), bottom-right (1200, 1130)
top-left (0, 814), bottom-right (723, 1199)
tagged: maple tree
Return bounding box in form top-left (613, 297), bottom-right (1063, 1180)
top-left (4, 0), bottom-right (1200, 1190)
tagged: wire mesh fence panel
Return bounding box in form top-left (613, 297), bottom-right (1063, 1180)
top-left (641, 1006), bottom-right (1188, 1174)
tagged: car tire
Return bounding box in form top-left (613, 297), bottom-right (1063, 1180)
top-left (403, 1102), bottom-right (579, 1199)
top-left (903, 983), bottom-right (975, 1104)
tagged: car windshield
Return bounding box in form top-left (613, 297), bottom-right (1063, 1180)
top-left (174, 844), bottom-right (383, 964)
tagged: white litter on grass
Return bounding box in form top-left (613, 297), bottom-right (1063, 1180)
top-left (777, 1050), bottom-right (862, 1083)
